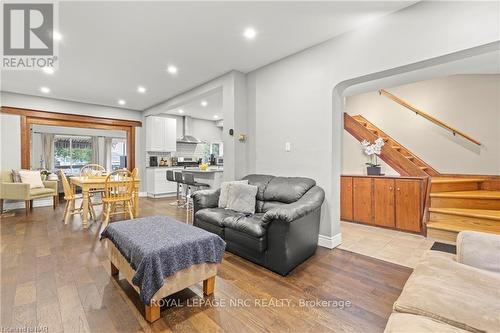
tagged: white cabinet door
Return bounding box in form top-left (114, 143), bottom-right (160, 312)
top-left (146, 116), bottom-right (164, 151)
top-left (154, 169), bottom-right (169, 193)
top-left (163, 118), bottom-right (177, 152)
top-left (146, 116), bottom-right (176, 152)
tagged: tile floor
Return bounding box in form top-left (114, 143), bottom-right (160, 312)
top-left (338, 221), bottom-right (435, 268)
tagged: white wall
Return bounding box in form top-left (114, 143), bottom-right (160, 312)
top-left (245, 1), bottom-right (499, 246)
top-left (1, 92), bottom-right (144, 187)
top-left (344, 75), bottom-right (500, 175)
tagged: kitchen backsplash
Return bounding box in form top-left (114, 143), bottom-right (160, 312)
top-left (146, 143), bottom-right (210, 162)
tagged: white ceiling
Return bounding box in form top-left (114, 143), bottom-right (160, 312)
top-left (1, 1), bottom-right (416, 111)
top-left (344, 50), bottom-right (500, 96)
top-left (163, 89), bottom-right (223, 121)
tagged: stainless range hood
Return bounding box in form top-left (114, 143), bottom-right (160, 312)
top-left (177, 116), bottom-right (203, 144)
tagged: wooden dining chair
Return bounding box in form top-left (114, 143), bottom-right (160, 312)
top-left (60, 171), bottom-right (96, 224)
top-left (102, 169), bottom-right (135, 228)
top-left (80, 164), bottom-right (106, 204)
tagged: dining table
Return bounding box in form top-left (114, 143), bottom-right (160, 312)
top-left (69, 176), bottom-right (141, 229)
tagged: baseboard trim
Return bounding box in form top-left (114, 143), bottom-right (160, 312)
top-left (318, 233), bottom-right (342, 249)
top-left (139, 192), bottom-right (148, 197)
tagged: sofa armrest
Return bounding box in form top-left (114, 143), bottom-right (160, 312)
top-left (193, 188), bottom-right (221, 212)
top-left (262, 186), bottom-right (325, 223)
top-left (456, 231), bottom-right (500, 273)
top-left (43, 180), bottom-right (58, 195)
top-left (0, 182), bottom-right (31, 200)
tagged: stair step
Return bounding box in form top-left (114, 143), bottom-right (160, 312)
top-left (420, 167), bottom-right (428, 170)
top-left (391, 145), bottom-right (401, 150)
top-left (427, 220), bottom-right (500, 235)
top-left (429, 208), bottom-right (500, 221)
top-left (404, 155), bottom-right (414, 160)
top-left (431, 178), bottom-right (483, 192)
top-left (430, 191), bottom-right (500, 210)
top-left (431, 178), bottom-right (485, 184)
top-left (431, 190), bottom-right (500, 199)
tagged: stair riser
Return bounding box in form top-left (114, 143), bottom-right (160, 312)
top-left (429, 212), bottom-right (500, 225)
top-left (431, 182), bottom-right (480, 193)
top-left (426, 228), bottom-right (457, 244)
top-left (431, 198), bottom-right (500, 210)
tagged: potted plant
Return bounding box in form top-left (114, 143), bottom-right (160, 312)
top-left (40, 170), bottom-right (50, 181)
top-left (361, 138), bottom-right (385, 175)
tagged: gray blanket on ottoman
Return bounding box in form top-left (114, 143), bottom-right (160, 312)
top-left (100, 216), bottom-right (226, 304)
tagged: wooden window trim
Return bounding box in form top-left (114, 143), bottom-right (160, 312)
top-left (1, 106), bottom-right (141, 171)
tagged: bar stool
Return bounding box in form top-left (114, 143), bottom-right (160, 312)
top-left (173, 171), bottom-right (187, 208)
top-left (183, 173), bottom-right (210, 222)
top-left (167, 170), bottom-right (180, 206)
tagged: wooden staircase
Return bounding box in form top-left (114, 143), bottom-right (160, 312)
top-left (427, 177), bottom-right (500, 243)
top-left (344, 112), bottom-right (500, 243)
top-left (344, 113), bottom-right (439, 177)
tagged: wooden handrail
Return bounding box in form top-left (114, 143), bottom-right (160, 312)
top-left (379, 89), bottom-right (481, 146)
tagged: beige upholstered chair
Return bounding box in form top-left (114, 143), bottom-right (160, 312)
top-left (60, 171), bottom-right (96, 224)
top-left (102, 169), bottom-right (135, 227)
top-left (0, 170), bottom-right (58, 216)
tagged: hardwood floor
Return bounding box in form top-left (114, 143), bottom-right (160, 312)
top-left (0, 197), bottom-right (412, 333)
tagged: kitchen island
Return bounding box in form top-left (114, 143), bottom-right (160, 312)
top-left (146, 166), bottom-right (223, 198)
top-left (182, 168), bottom-right (223, 189)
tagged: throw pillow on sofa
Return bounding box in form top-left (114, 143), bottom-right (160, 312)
top-left (218, 180), bottom-right (248, 208)
top-left (11, 169), bottom-right (22, 182)
top-left (226, 183), bottom-right (258, 214)
top-left (19, 170), bottom-right (45, 189)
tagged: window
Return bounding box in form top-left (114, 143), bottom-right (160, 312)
top-left (54, 135), bottom-right (92, 174)
top-left (111, 138), bottom-right (127, 170)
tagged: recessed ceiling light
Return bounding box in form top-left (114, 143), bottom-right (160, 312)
top-left (167, 65), bottom-right (178, 75)
top-left (137, 86), bottom-right (146, 93)
top-left (118, 99), bottom-right (126, 106)
top-left (42, 66), bottom-right (55, 75)
top-left (178, 109), bottom-right (184, 114)
top-left (201, 100), bottom-right (208, 107)
top-left (243, 27), bottom-right (257, 40)
top-left (213, 115), bottom-right (219, 119)
top-left (53, 31), bottom-right (62, 41)
top-left (40, 86), bottom-right (50, 94)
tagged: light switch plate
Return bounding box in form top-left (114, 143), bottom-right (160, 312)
top-left (285, 142), bottom-right (291, 152)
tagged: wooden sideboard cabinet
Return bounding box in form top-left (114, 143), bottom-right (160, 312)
top-left (341, 175), bottom-right (426, 233)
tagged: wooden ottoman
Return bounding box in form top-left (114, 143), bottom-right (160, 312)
top-left (107, 241), bottom-right (218, 322)
top-left (101, 216), bottom-right (225, 323)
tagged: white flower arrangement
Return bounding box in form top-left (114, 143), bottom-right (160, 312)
top-left (361, 138), bottom-right (385, 167)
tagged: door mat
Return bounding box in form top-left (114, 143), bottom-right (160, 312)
top-left (430, 242), bottom-right (456, 254)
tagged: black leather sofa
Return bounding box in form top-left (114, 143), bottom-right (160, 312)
top-left (192, 174), bottom-right (325, 275)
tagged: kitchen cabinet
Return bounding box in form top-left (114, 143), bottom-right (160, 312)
top-left (145, 116), bottom-right (176, 152)
top-left (340, 177), bottom-right (353, 221)
top-left (341, 175), bottom-right (424, 233)
top-left (353, 177), bottom-right (373, 224)
top-left (374, 178), bottom-right (395, 228)
top-left (395, 179), bottom-right (422, 232)
top-left (146, 168), bottom-right (179, 198)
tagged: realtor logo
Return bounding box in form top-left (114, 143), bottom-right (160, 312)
top-left (2, 2), bottom-right (58, 70)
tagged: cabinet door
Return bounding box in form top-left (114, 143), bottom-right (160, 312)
top-left (374, 178), bottom-right (395, 228)
top-left (163, 118), bottom-right (177, 151)
top-left (146, 117), bottom-right (164, 151)
top-left (353, 178), bottom-right (373, 224)
top-left (340, 177), bottom-right (353, 221)
top-left (395, 179), bottom-right (422, 232)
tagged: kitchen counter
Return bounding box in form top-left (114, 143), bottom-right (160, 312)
top-left (181, 168), bottom-right (223, 173)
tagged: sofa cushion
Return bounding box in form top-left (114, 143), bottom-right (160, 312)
top-left (1, 170), bottom-right (13, 183)
top-left (384, 313), bottom-right (469, 333)
top-left (218, 180), bottom-right (248, 208)
top-left (30, 187), bottom-right (56, 198)
top-left (223, 213), bottom-right (267, 238)
top-left (195, 208), bottom-right (244, 227)
top-left (19, 170), bottom-right (44, 189)
top-left (263, 177), bottom-right (315, 204)
top-left (393, 251), bottom-right (500, 333)
top-left (242, 174), bottom-right (274, 200)
top-left (226, 183), bottom-right (258, 214)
